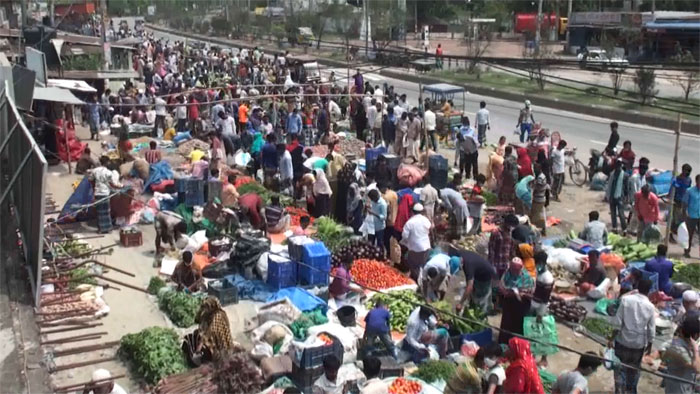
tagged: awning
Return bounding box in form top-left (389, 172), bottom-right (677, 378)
top-left (33, 86), bottom-right (85, 105)
top-left (48, 78), bottom-right (97, 93)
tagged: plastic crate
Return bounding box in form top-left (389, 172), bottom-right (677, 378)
top-left (429, 154), bottom-right (449, 171)
top-left (365, 146), bottom-right (387, 164)
top-left (267, 255), bottom-right (298, 290)
top-left (119, 228), bottom-right (142, 247)
top-left (207, 279), bottom-right (239, 305)
top-left (428, 168), bottom-right (448, 190)
top-left (207, 180), bottom-right (223, 203)
top-left (294, 333), bottom-right (344, 368)
top-left (460, 328), bottom-right (494, 347)
top-left (377, 356), bottom-right (404, 379)
top-left (299, 242), bottom-right (331, 286)
top-left (291, 362), bottom-right (323, 393)
top-left (288, 236), bottom-right (314, 262)
top-left (184, 178), bottom-right (205, 207)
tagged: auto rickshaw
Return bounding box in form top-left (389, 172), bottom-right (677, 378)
top-left (286, 26), bottom-right (315, 47)
top-left (287, 54), bottom-right (321, 84)
top-left (422, 83), bottom-right (466, 143)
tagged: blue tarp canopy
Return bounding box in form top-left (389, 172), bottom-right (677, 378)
top-left (58, 176), bottom-right (95, 223)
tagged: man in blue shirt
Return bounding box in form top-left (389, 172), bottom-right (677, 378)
top-left (671, 164), bottom-right (693, 240)
top-left (683, 174), bottom-right (700, 258)
top-left (285, 107), bottom-right (302, 136)
top-left (644, 244), bottom-right (674, 294)
top-left (367, 189), bottom-right (387, 254)
top-left (261, 134), bottom-right (279, 188)
top-left (362, 299), bottom-right (397, 359)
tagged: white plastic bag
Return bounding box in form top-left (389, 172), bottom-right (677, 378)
top-left (678, 222), bottom-right (690, 250)
top-left (587, 277), bottom-right (611, 300)
top-left (604, 346), bottom-right (620, 370)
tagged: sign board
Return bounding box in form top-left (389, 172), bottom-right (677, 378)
top-left (147, 5), bottom-right (156, 16)
top-left (25, 47), bottom-right (47, 87)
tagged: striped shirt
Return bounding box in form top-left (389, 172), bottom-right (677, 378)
top-left (144, 149), bottom-right (161, 164)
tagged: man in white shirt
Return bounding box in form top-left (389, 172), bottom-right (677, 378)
top-left (278, 143), bottom-right (293, 196)
top-left (87, 368), bottom-right (128, 394)
top-left (313, 355), bottom-right (345, 394)
top-left (359, 357), bottom-right (389, 394)
top-left (89, 156), bottom-right (121, 234)
top-left (475, 101), bottom-right (490, 147)
top-left (215, 112), bottom-right (237, 157)
top-left (611, 278), bottom-right (655, 394)
top-left (403, 306), bottom-right (448, 363)
top-left (550, 140), bottom-right (567, 201)
top-left (552, 352), bottom-right (602, 394)
top-left (366, 99), bottom-right (379, 144)
top-left (401, 203), bottom-right (432, 281)
top-left (153, 96), bottom-right (167, 137)
top-left (424, 107), bottom-right (437, 151)
top-left (175, 96), bottom-right (187, 132)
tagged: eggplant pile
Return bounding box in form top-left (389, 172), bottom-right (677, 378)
top-left (549, 299), bottom-right (587, 323)
top-left (332, 239), bottom-right (384, 266)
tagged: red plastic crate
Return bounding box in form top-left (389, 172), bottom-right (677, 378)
top-left (119, 228), bottom-right (142, 247)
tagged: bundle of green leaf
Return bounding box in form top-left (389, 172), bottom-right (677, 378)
top-left (289, 308), bottom-right (329, 339)
top-left (365, 290), bottom-right (421, 332)
top-left (236, 181), bottom-right (291, 206)
top-left (674, 263), bottom-right (700, 288)
top-left (56, 239), bottom-right (92, 257)
top-left (148, 276), bottom-right (167, 295)
top-left (481, 190), bottom-right (498, 206)
top-left (608, 234), bottom-right (657, 262)
top-left (431, 301), bottom-right (487, 334)
top-left (411, 360), bottom-right (456, 383)
top-left (157, 290), bottom-right (205, 328)
top-left (582, 317), bottom-right (615, 338)
top-left (68, 267), bottom-right (98, 289)
top-left (313, 216), bottom-right (350, 252)
top-left (119, 327), bottom-right (187, 385)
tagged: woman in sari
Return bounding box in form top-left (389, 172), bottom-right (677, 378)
top-left (186, 297), bottom-right (239, 364)
top-left (497, 258), bottom-right (535, 344)
top-left (516, 243), bottom-right (537, 279)
top-left (499, 146), bottom-right (518, 204)
top-left (346, 183), bottom-right (364, 234)
top-left (514, 175), bottom-right (535, 216)
top-left (516, 147), bottom-right (534, 179)
top-left (503, 337), bottom-right (545, 394)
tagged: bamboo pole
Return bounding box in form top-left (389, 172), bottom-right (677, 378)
top-left (664, 113), bottom-right (683, 246)
top-left (40, 323), bottom-right (103, 335)
top-left (40, 332), bottom-right (105, 346)
top-left (54, 374), bottom-right (125, 392)
top-left (95, 275), bottom-right (149, 294)
top-left (52, 340), bottom-right (120, 357)
top-left (52, 356), bottom-right (118, 372)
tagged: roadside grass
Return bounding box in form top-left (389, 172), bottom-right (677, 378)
top-left (431, 69), bottom-right (700, 121)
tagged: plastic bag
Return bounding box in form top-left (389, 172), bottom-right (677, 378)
top-left (678, 222), bottom-right (690, 250)
top-left (642, 224), bottom-right (662, 244)
top-left (587, 277), bottom-right (612, 300)
top-left (523, 316), bottom-right (559, 356)
top-left (595, 298), bottom-right (620, 316)
top-left (603, 347), bottom-right (620, 370)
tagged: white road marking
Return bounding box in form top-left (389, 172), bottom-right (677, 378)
top-left (590, 140), bottom-right (609, 146)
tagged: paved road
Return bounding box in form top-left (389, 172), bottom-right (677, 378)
top-left (147, 26), bottom-right (700, 172)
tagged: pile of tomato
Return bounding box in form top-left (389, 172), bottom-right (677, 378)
top-left (388, 378), bottom-right (422, 394)
top-left (317, 333), bottom-right (333, 346)
top-left (233, 176), bottom-right (255, 188)
top-left (350, 259), bottom-right (413, 290)
top-left (285, 206), bottom-right (314, 227)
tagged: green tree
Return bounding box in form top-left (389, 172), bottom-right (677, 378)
top-left (634, 67), bottom-right (659, 105)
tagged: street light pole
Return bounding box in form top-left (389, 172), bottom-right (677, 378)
top-left (565, 0), bottom-right (572, 52)
top-left (535, 0), bottom-right (543, 53)
top-left (364, 0), bottom-right (369, 58)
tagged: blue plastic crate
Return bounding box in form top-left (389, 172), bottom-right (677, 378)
top-left (299, 242), bottom-right (331, 286)
top-left (429, 169), bottom-right (448, 190)
top-left (460, 328), bottom-right (494, 347)
top-left (365, 146), bottom-right (387, 164)
top-left (184, 178), bottom-right (205, 207)
top-left (429, 155), bottom-right (449, 171)
top-left (298, 264), bottom-right (330, 286)
top-left (267, 255), bottom-right (298, 290)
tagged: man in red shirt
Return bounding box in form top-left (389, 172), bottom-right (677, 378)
top-left (238, 192), bottom-right (265, 232)
top-left (634, 185), bottom-right (660, 243)
top-left (435, 44), bottom-right (443, 69)
top-left (187, 94), bottom-right (199, 133)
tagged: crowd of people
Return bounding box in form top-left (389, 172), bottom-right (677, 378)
top-left (65, 19), bottom-right (700, 394)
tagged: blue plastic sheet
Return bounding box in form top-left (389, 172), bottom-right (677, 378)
top-left (267, 287), bottom-right (328, 313)
top-left (222, 274), bottom-right (274, 302)
top-left (58, 176), bottom-right (95, 223)
top-left (144, 161), bottom-right (174, 192)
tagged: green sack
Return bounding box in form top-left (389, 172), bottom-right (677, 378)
top-left (595, 298), bottom-right (620, 316)
top-left (523, 316), bottom-right (559, 356)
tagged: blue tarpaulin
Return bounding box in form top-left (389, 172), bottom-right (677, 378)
top-left (58, 176), bottom-right (95, 223)
top-left (144, 161), bottom-right (174, 192)
top-left (221, 274), bottom-right (274, 302)
top-left (267, 287), bottom-right (327, 313)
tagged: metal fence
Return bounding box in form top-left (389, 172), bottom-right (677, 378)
top-left (0, 83), bottom-right (48, 307)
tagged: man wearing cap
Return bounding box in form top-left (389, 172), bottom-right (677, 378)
top-left (516, 100), bottom-right (535, 143)
top-left (675, 290), bottom-right (699, 326)
top-left (401, 203), bottom-right (432, 281)
top-left (83, 369), bottom-right (127, 394)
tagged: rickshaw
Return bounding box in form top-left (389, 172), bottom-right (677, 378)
top-left (287, 54), bottom-right (321, 84)
top-left (286, 26), bottom-right (315, 47)
top-left (422, 83), bottom-right (466, 144)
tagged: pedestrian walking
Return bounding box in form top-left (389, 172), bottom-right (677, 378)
top-left (476, 101), bottom-right (490, 147)
top-left (516, 100), bottom-right (535, 143)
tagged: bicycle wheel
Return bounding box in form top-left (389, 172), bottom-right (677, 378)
top-left (570, 159), bottom-right (588, 187)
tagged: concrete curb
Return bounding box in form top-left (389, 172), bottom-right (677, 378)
top-left (147, 24), bottom-right (700, 135)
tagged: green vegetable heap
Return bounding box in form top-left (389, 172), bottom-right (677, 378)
top-left (411, 360), bottom-right (457, 383)
top-left (313, 216), bottom-right (350, 252)
top-left (237, 182), bottom-right (291, 206)
top-left (157, 290), bottom-right (205, 328)
top-left (119, 327), bottom-right (187, 385)
top-left (289, 308), bottom-right (329, 340)
top-left (68, 267), bottom-right (98, 289)
top-left (674, 262), bottom-right (700, 288)
top-left (366, 290), bottom-right (421, 333)
top-left (608, 233), bottom-right (657, 262)
top-left (147, 276), bottom-right (166, 295)
top-left (431, 301), bottom-right (488, 334)
top-left (582, 317), bottom-right (615, 339)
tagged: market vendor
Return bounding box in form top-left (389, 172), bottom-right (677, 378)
top-left (313, 355), bottom-right (345, 394)
top-left (579, 210), bottom-right (608, 249)
top-left (455, 249), bottom-right (497, 314)
top-left (439, 186), bottom-right (469, 239)
top-left (418, 252), bottom-right (459, 302)
top-left (238, 192), bottom-right (265, 231)
top-left (511, 215), bottom-right (538, 245)
top-left (644, 244), bottom-right (674, 295)
top-left (362, 300), bottom-right (398, 360)
top-left (82, 369), bottom-right (127, 394)
top-left (402, 306), bottom-right (448, 363)
top-left (154, 211), bottom-right (188, 255)
top-left (497, 257), bottom-right (535, 344)
top-left (359, 357), bottom-right (390, 393)
top-left (675, 290), bottom-right (700, 326)
top-left (191, 297), bottom-right (237, 362)
top-left (576, 250), bottom-right (606, 296)
top-left (89, 156), bottom-right (123, 234)
top-left (221, 174), bottom-right (240, 208)
top-left (264, 195), bottom-right (290, 234)
top-left (293, 215), bottom-right (312, 236)
top-left (172, 251), bottom-right (203, 292)
top-left (329, 258), bottom-right (362, 300)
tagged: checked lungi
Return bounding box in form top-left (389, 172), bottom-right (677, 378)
top-left (95, 195), bottom-right (112, 233)
top-left (614, 341), bottom-right (645, 394)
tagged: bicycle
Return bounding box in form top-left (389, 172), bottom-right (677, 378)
top-left (565, 147), bottom-right (588, 187)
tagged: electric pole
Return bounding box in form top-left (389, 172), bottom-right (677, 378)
top-left (565, 0), bottom-right (572, 52)
top-left (364, 0), bottom-right (369, 57)
top-left (535, 0), bottom-right (543, 53)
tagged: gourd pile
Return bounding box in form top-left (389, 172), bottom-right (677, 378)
top-left (607, 233), bottom-right (657, 262)
top-left (332, 239), bottom-right (384, 265)
top-left (366, 290), bottom-right (421, 332)
top-left (119, 327), bottom-right (187, 385)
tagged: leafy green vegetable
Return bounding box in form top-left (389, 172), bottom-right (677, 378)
top-left (481, 190), bottom-right (498, 206)
top-left (119, 327), bottom-right (187, 385)
top-left (432, 301), bottom-right (488, 334)
top-left (289, 308), bottom-right (329, 339)
top-left (675, 263), bottom-right (700, 288)
top-left (313, 216), bottom-right (350, 252)
top-left (411, 360), bottom-right (456, 383)
top-left (582, 317), bottom-right (615, 338)
top-left (147, 276), bottom-right (166, 295)
top-left (68, 267), bottom-right (98, 289)
top-left (157, 290), bottom-right (204, 328)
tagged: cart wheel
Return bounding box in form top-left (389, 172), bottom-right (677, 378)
top-left (570, 159), bottom-right (588, 187)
